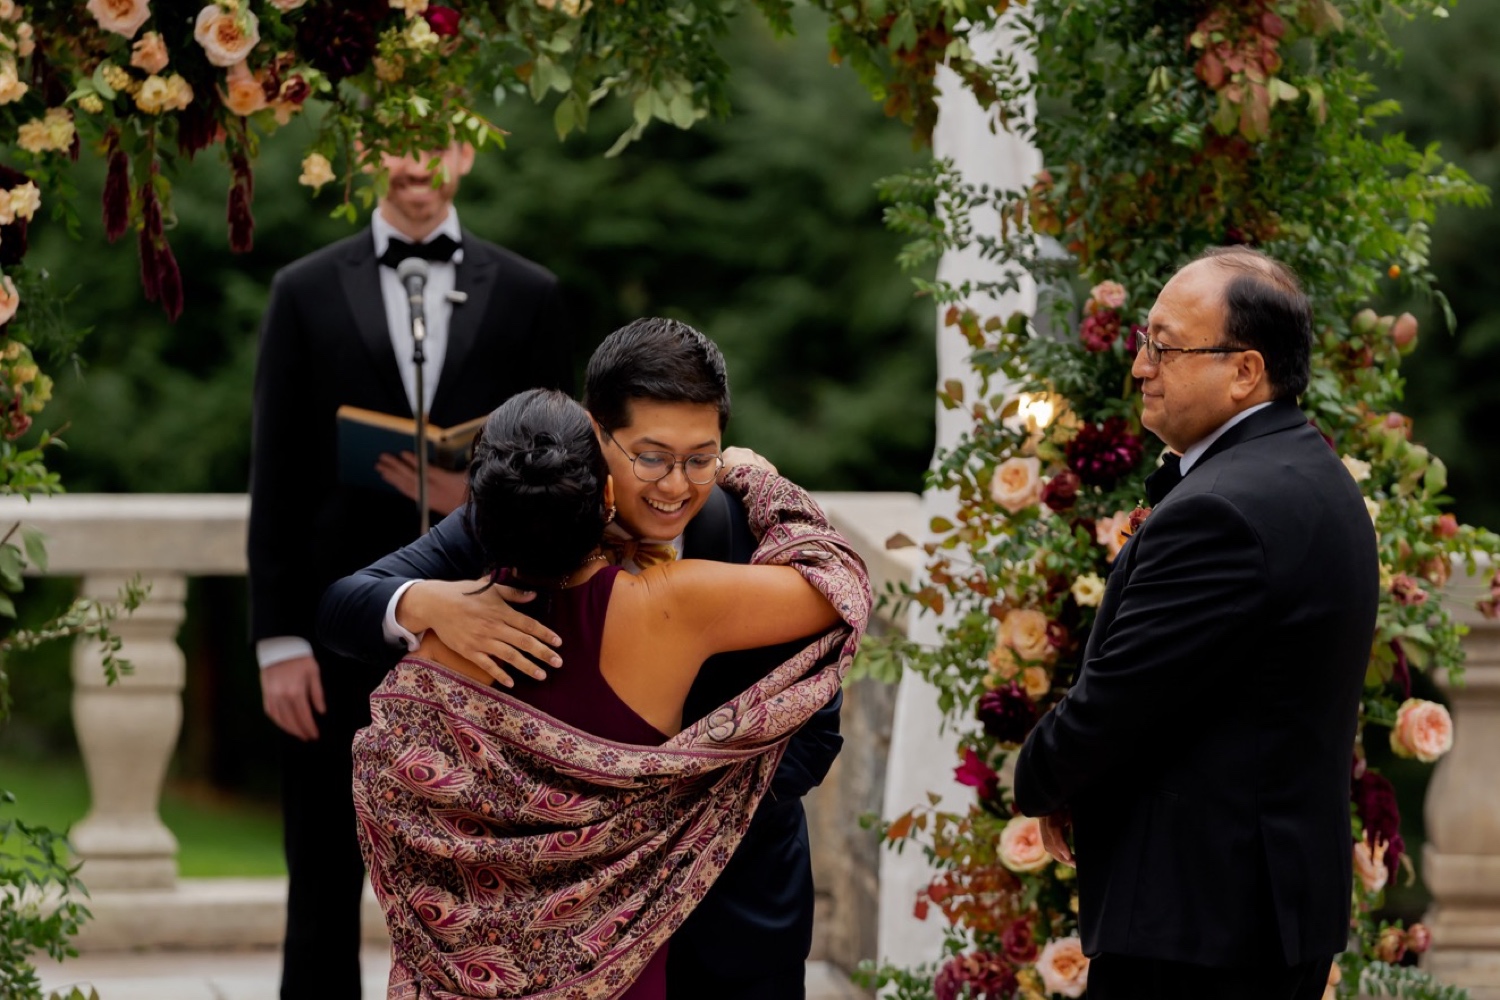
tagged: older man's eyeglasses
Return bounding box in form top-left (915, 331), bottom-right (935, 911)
top-left (602, 430), bottom-right (723, 485)
top-left (1132, 331), bottom-right (1246, 366)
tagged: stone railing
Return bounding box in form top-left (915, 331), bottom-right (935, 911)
top-left (0, 492), bottom-right (918, 970)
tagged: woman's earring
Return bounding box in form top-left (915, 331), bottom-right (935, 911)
top-left (604, 504), bottom-right (617, 525)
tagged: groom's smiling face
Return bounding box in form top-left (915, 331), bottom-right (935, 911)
top-left (598, 399), bottom-right (722, 542)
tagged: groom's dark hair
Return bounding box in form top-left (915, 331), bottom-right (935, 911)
top-left (1196, 245), bottom-right (1313, 401)
top-left (584, 317), bottom-right (731, 433)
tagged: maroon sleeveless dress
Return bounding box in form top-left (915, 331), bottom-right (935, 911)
top-left (500, 565), bottom-right (670, 1000)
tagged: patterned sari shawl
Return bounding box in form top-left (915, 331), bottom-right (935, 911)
top-left (352, 467), bottom-right (871, 999)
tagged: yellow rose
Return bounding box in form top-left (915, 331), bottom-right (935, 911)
top-left (7, 182), bottom-right (40, 222)
top-left (135, 74), bottom-right (172, 114)
top-left (163, 74), bottom-right (194, 111)
top-left (298, 152), bottom-right (335, 193)
top-left (403, 16), bottom-right (438, 49)
top-left (1070, 572), bottom-right (1105, 607)
top-left (0, 58), bottom-right (28, 105)
top-left (16, 108), bottom-right (74, 154)
top-left (389, 0), bottom-right (429, 14)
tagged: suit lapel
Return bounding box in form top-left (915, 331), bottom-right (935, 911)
top-left (337, 231), bottom-right (410, 416)
top-left (432, 230), bottom-right (500, 416)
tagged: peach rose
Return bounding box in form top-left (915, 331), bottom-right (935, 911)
top-left (1375, 925), bottom-right (1407, 963)
top-left (986, 640), bottom-right (1020, 682)
top-left (220, 60), bottom-right (266, 116)
top-left (999, 608), bottom-right (1055, 665)
top-left (1352, 832), bottom-right (1388, 895)
top-left (6, 182), bottom-right (40, 223)
top-left (16, 107), bottom-right (74, 154)
top-left (1341, 454), bottom-right (1371, 482)
top-left (162, 74), bottom-right (194, 111)
top-left (1036, 936), bottom-right (1089, 998)
top-left (1095, 510), bottom-right (1132, 562)
top-left (990, 456), bottom-right (1042, 513)
top-left (87, 0), bottom-right (151, 38)
top-left (131, 31), bottom-right (170, 74)
top-left (1070, 572), bottom-right (1104, 608)
top-left (195, 4), bottom-right (260, 67)
top-left (0, 274), bottom-right (18, 325)
top-left (299, 152), bottom-right (335, 192)
top-left (1390, 698), bottom-right (1453, 763)
top-left (0, 1), bottom-right (17, 21)
top-left (1406, 923), bottom-right (1432, 954)
top-left (0, 59), bottom-right (27, 105)
top-left (998, 816), bottom-right (1050, 873)
top-left (1020, 666), bottom-right (1051, 700)
top-left (15, 21), bottom-right (32, 57)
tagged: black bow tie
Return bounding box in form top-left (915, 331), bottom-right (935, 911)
top-left (379, 234), bottom-right (460, 269)
top-left (1145, 452), bottom-right (1183, 506)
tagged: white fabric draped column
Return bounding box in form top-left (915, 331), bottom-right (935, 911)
top-left (875, 24), bottom-right (1042, 971)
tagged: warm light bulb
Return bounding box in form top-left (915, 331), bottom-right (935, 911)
top-left (1017, 393), bottom-right (1056, 430)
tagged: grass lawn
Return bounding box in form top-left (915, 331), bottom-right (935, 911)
top-left (0, 754), bottom-right (285, 878)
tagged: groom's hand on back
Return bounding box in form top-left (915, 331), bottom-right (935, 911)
top-left (398, 578), bottom-right (564, 687)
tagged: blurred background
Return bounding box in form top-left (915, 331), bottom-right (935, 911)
top-left (2, 1), bottom-right (1496, 919)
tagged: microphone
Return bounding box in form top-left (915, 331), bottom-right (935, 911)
top-left (395, 257), bottom-right (430, 333)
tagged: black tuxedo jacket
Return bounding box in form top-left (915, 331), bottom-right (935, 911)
top-left (248, 228), bottom-right (572, 648)
top-left (316, 485), bottom-right (844, 979)
top-left (1015, 401), bottom-right (1378, 968)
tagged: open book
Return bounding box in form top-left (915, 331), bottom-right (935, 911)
top-left (336, 405), bottom-right (487, 493)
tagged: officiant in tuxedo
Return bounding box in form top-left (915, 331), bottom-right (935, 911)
top-left (1014, 247), bottom-right (1379, 1000)
top-left (247, 142), bottom-right (573, 1000)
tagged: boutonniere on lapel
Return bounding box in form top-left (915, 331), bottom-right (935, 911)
top-left (1119, 504), bottom-right (1152, 542)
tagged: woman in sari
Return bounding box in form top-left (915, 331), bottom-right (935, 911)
top-left (352, 388), bottom-right (869, 1000)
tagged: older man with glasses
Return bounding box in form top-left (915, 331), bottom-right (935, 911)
top-left (1016, 247), bottom-right (1379, 1000)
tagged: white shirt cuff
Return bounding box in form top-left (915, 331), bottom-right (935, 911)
top-left (256, 636), bottom-right (314, 670)
top-left (384, 580), bottom-right (425, 651)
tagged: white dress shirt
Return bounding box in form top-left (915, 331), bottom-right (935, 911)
top-left (257, 210), bottom-right (466, 671)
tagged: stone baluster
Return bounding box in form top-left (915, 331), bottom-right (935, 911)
top-left (1425, 558), bottom-right (1500, 1000)
top-left (68, 572), bottom-right (186, 890)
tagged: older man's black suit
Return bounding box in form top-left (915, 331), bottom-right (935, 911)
top-left (317, 486), bottom-right (844, 998)
top-left (1015, 401), bottom-right (1378, 994)
top-left (249, 228), bottom-right (571, 999)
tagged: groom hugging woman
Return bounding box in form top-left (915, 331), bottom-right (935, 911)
top-left (318, 317), bottom-right (869, 999)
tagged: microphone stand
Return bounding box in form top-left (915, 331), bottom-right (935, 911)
top-left (396, 257), bottom-right (433, 534)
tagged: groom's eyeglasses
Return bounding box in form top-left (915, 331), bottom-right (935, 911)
top-left (601, 430), bottom-right (724, 485)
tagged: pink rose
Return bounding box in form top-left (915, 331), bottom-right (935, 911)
top-left (1036, 936), bottom-right (1090, 998)
top-left (1390, 698), bottom-right (1453, 763)
top-left (1095, 510), bottom-right (1132, 562)
top-left (220, 60), bottom-right (267, 116)
top-left (423, 4), bottom-right (461, 35)
top-left (1089, 280), bottom-right (1127, 310)
top-left (953, 747), bottom-right (999, 801)
top-left (87, 0), bottom-right (151, 38)
top-left (269, 0), bottom-right (308, 9)
top-left (130, 30), bottom-right (170, 74)
top-left (1352, 833), bottom-right (1388, 895)
top-left (1389, 573), bottom-right (1427, 606)
top-left (1434, 513), bottom-right (1459, 539)
top-left (990, 456), bottom-right (1042, 513)
top-left (998, 608), bottom-right (1055, 665)
top-left (195, 4), bottom-right (260, 67)
top-left (997, 815), bottom-right (1050, 873)
top-left (1406, 923), bottom-right (1432, 954)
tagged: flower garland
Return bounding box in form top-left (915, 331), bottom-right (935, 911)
top-left (862, 1), bottom-right (1500, 998)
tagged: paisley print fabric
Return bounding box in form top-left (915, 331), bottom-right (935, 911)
top-left (353, 467), bottom-right (871, 999)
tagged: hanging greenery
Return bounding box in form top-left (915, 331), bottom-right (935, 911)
top-left (860, 1), bottom-right (1500, 998)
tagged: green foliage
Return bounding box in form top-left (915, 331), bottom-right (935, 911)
top-left (0, 793), bottom-right (90, 1000)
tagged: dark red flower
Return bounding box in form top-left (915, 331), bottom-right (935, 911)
top-left (177, 100), bottom-right (222, 159)
top-left (227, 148), bottom-right (255, 253)
top-left (5, 396), bottom-right (33, 441)
top-left (977, 683), bottom-right (1036, 746)
top-left (1001, 917), bottom-right (1038, 964)
top-left (1352, 769), bottom-right (1404, 879)
top-left (953, 747), bottom-right (999, 801)
top-left (1080, 309), bottom-right (1120, 352)
top-left (1066, 417), bottom-right (1144, 487)
top-left (298, 4), bottom-right (380, 81)
top-left (1041, 469), bottom-right (1081, 512)
top-left (279, 74), bottom-right (312, 105)
top-left (103, 136), bottom-right (131, 243)
top-left (1390, 639), bottom-right (1411, 700)
top-left (934, 952), bottom-right (1018, 1000)
top-left (424, 5), bottom-right (461, 36)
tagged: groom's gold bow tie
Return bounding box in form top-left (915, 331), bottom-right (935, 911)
top-left (601, 536), bottom-right (679, 570)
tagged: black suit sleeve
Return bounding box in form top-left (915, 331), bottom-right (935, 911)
top-left (1015, 492), bottom-right (1268, 817)
top-left (530, 279), bottom-right (575, 397)
top-left (248, 269), bottom-right (320, 642)
top-left (316, 506), bottom-right (488, 666)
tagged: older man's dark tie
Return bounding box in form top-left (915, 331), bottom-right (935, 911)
top-left (378, 234), bottom-right (460, 269)
top-left (1145, 452), bottom-right (1183, 506)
